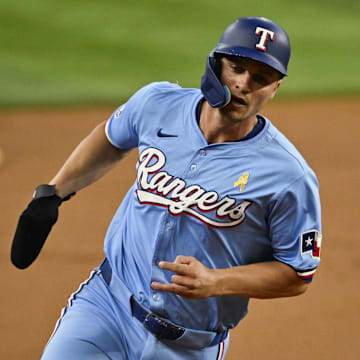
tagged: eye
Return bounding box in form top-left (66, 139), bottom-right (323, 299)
top-left (231, 64), bottom-right (245, 73)
top-left (252, 74), bottom-right (271, 85)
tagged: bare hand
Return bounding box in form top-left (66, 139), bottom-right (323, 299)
top-left (151, 255), bottom-right (219, 299)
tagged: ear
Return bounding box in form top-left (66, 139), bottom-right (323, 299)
top-left (270, 79), bottom-right (282, 99)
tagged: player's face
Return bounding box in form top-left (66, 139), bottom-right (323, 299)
top-left (219, 56), bottom-right (282, 123)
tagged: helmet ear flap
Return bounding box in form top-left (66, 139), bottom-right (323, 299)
top-left (222, 85), bottom-right (231, 107)
top-left (200, 55), bottom-right (231, 108)
top-left (213, 53), bottom-right (223, 76)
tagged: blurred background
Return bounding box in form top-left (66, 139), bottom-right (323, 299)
top-left (0, 0), bottom-right (359, 107)
top-left (1, 1), bottom-right (360, 359)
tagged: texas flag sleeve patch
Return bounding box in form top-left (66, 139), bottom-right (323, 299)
top-left (301, 230), bottom-right (321, 258)
top-left (297, 230), bottom-right (322, 282)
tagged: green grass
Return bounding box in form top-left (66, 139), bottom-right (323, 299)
top-left (0, 0), bottom-right (359, 107)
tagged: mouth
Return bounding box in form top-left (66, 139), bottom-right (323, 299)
top-left (231, 95), bottom-right (247, 106)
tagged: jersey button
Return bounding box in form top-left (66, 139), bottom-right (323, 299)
top-left (152, 293), bottom-right (160, 301)
top-left (191, 164), bottom-right (197, 171)
top-left (200, 150), bottom-right (206, 156)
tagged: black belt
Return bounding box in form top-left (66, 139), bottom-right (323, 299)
top-left (130, 296), bottom-right (185, 340)
top-left (100, 258), bottom-right (228, 345)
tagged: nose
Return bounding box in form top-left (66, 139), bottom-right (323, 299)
top-left (234, 71), bottom-right (252, 93)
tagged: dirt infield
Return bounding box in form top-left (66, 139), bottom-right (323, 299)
top-left (1, 98), bottom-right (359, 359)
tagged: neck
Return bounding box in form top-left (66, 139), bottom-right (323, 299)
top-left (199, 102), bottom-right (258, 144)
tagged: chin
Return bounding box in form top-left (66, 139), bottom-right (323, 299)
top-left (220, 107), bottom-right (248, 123)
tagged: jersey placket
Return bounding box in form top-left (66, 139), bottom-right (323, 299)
top-left (149, 147), bottom-right (208, 312)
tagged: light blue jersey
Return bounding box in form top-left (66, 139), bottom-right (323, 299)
top-left (104, 82), bottom-right (322, 332)
top-left (42, 82), bottom-right (321, 359)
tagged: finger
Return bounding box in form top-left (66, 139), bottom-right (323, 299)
top-left (171, 275), bottom-right (200, 289)
top-left (158, 261), bottom-right (192, 276)
top-left (151, 281), bottom-right (201, 299)
top-left (151, 281), bottom-right (189, 295)
top-left (174, 255), bottom-right (194, 264)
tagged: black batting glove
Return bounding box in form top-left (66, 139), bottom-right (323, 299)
top-left (11, 185), bottom-right (75, 269)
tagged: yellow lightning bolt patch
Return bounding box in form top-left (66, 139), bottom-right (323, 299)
top-left (234, 172), bottom-right (249, 191)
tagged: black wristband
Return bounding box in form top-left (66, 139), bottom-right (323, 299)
top-left (33, 184), bottom-right (58, 199)
top-left (33, 184), bottom-right (75, 203)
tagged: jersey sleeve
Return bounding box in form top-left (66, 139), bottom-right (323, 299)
top-left (105, 84), bottom-right (155, 149)
top-left (105, 103), bottom-right (136, 149)
top-left (268, 169), bottom-right (322, 282)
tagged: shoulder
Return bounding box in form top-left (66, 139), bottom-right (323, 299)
top-left (262, 117), bottom-right (318, 184)
top-left (125, 82), bottom-right (201, 117)
top-left (133, 81), bottom-right (199, 101)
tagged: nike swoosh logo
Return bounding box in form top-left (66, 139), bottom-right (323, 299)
top-left (157, 129), bottom-right (178, 138)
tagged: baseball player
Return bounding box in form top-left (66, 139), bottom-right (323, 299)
top-left (11, 16), bottom-right (322, 359)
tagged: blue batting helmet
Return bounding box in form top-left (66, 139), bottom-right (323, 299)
top-left (200, 17), bottom-right (291, 108)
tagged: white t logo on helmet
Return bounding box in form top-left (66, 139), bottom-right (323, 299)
top-left (255, 27), bottom-right (275, 51)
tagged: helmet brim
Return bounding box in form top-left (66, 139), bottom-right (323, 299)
top-left (214, 46), bottom-right (287, 77)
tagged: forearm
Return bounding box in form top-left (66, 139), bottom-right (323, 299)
top-left (152, 256), bottom-right (309, 300)
top-left (49, 121), bottom-right (128, 198)
top-left (213, 260), bottom-right (308, 299)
